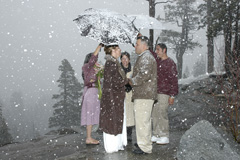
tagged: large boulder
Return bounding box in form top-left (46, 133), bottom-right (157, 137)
top-left (177, 120), bottom-right (240, 160)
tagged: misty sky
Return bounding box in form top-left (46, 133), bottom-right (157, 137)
top-left (0, 0), bottom-right (207, 104)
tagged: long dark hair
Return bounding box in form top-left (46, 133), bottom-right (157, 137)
top-left (82, 53), bottom-right (93, 80)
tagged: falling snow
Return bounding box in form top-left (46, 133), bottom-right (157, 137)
top-left (1, 0), bottom-right (239, 159)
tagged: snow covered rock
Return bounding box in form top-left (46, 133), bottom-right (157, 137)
top-left (177, 120), bottom-right (240, 160)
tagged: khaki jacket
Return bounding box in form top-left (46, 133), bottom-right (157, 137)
top-left (131, 50), bottom-right (157, 100)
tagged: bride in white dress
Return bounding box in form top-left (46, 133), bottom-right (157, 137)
top-left (99, 44), bottom-right (128, 153)
top-left (103, 103), bottom-right (127, 153)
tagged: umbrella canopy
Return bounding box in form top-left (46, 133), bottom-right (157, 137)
top-left (128, 15), bottom-right (165, 30)
top-left (74, 8), bottom-right (139, 45)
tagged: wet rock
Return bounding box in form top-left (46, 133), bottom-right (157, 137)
top-left (45, 130), bottom-right (59, 135)
top-left (57, 128), bottom-right (78, 135)
top-left (57, 152), bottom-right (86, 160)
top-left (45, 128), bottom-right (78, 135)
top-left (180, 84), bottom-right (189, 91)
top-left (1, 77), bottom-right (239, 160)
top-left (177, 120), bottom-right (240, 160)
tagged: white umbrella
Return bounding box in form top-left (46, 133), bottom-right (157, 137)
top-left (73, 8), bottom-right (139, 45)
top-left (128, 15), bottom-right (165, 30)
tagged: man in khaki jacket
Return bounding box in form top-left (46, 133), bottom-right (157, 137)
top-left (129, 36), bottom-right (157, 154)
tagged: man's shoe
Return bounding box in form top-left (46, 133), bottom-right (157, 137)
top-left (156, 137), bottom-right (169, 145)
top-left (133, 147), bottom-right (147, 154)
top-left (134, 143), bottom-right (139, 148)
top-left (127, 135), bottom-right (132, 142)
top-left (151, 136), bottom-right (159, 142)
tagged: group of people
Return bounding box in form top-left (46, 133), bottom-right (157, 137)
top-left (80, 34), bottom-right (178, 154)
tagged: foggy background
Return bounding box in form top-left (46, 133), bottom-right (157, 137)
top-left (0, 0), bottom-right (221, 141)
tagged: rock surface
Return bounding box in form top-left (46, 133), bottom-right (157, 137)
top-left (177, 120), bottom-right (240, 160)
top-left (0, 76), bottom-right (240, 160)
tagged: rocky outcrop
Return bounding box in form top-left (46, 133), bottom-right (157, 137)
top-left (177, 120), bottom-right (240, 160)
top-left (45, 128), bottom-right (78, 135)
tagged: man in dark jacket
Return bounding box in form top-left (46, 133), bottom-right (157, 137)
top-left (151, 43), bottom-right (178, 145)
top-left (129, 36), bottom-right (157, 154)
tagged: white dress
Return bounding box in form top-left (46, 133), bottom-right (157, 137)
top-left (103, 102), bottom-right (127, 153)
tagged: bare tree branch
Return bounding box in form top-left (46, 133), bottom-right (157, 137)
top-left (155, 0), bottom-right (173, 5)
top-left (176, 20), bottom-right (182, 27)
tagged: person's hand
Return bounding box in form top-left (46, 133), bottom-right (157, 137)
top-left (94, 43), bottom-right (103, 55)
top-left (168, 97), bottom-right (174, 105)
top-left (97, 43), bottom-right (103, 49)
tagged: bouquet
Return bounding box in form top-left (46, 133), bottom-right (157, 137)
top-left (94, 63), bottom-right (104, 99)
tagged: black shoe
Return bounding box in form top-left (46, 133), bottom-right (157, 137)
top-left (134, 143), bottom-right (139, 148)
top-left (127, 136), bottom-right (132, 142)
top-left (133, 147), bottom-right (147, 154)
top-left (127, 127), bottom-right (132, 142)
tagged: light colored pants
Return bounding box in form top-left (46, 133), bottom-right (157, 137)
top-left (125, 91), bottom-right (135, 127)
top-left (134, 99), bottom-right (154, 153)
top-left (152, 94), bottom-right (170, 138)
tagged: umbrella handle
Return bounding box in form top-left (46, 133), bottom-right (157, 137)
top-left (131, 18), bottom-right (140, 33)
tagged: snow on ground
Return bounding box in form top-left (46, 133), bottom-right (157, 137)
top-left (179, 71), bottom-right (225, 85)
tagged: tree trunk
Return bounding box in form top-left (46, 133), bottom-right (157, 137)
top-left (149, 29), bottom-right (154, 50)
top-left (207, 0), bottom-right (214, 73)
top-left (224, 1), bottom-right (233, 77)
top-left (176, 52), bottom-right (183, 79)
top-left (233, 4), bottom-right (239, 58)
top-left (176, 0), bottom-right (189, 79)
top-left (207, 37), bottom-right (214, 73)
top-left (149, 0), bottom-right (155, 50)
top-left (232, 4), bottom-right (240, 80)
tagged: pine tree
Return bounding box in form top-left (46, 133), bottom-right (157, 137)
top-left (49, 59), bottom-right (82, 129)
top-left (183, 66), bottom-right (190, 79)
top-left (33, 93), bottom-right (54, 136)
top-left (193, 56), bottom-right (206, 77)
top-left (199, 0), bottom-right (240, 76)
top-left (145, 0), bottom-right (174, 50)
top-left (159, 0), bottom-right (203, 79)
top-left (0, 103), bottom-right (12, 146)
top-left (6, 92), bottom-right (29, 141)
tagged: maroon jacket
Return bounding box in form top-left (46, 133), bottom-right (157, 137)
top-left (151, 51), bottom-right (178, 96)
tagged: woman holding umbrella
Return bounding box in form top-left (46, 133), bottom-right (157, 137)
top-left (81, 44), bottom-right (103, 145)
top-left (99, 44), bottom-right (128, 153)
